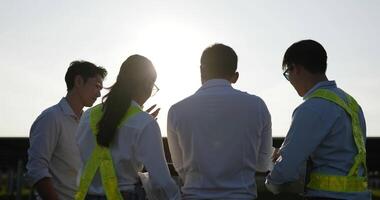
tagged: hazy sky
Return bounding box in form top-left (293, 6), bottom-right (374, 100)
top-left (1, 0), bottom-right (379, 137)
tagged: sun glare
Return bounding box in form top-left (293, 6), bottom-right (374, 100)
top-left (133, 21), bottom-right (209, 136)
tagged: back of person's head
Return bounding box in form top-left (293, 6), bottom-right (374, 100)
top-left (116, 55), bottom-right (156, 92)
top-left (65, 60), bottom-right (107, 91)
top-left (200, 43), bottom-right (238, 81)
top-left (282, 39), bottom-right (327, 74)
top-left (97, 55), bottom-right (156, 147)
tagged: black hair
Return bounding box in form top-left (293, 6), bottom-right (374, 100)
top-left (96, 55), bottom-right (156, 147)
top-left (200, 43), bottom-right (238, 79)
top-left (65, 61), bottom-right (107, 91)
top-left (282, 39), bottom-right (327, 74)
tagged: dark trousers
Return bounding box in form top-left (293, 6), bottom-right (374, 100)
top-left (85, 191), bottom-right (146, 200)
top-left (85, 184), bottom-right (146, 200)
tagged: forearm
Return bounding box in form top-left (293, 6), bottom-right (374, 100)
top-left (28, 114), bottom-right (59, 200)
top-left (256, 131), bottom-right (272, 172)
top-left (34, 177), bottom-right (59, 200)
top-left (167, 129), bottom-right (183, 176)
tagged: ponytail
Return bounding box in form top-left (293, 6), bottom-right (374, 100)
top-left (96, 82), bottom-right (132, 147)
top-left (95, 54), bottom-right (156, 147)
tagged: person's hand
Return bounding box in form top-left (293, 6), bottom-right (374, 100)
top-left (34, 177), bottom-right (59, 200)
top-left (145, 104), bottom-right (160, 119)
top-left (271, 147), bottom-right (280, 163)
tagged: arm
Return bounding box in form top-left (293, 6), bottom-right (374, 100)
top-left (358, 106), bottom-right (366, 138)
top-left (265, 107), bottom-right (329, 193)
top-left (135, 119), bottom-right (180, 200)
top-left (256, 103), bottom-right (273, 172)
top-left (167, 107), bottom-right (184, 179)
top-left (34, 178), bottom-right (59, 200)
top-left (26, 113), bottom-right (60, 200)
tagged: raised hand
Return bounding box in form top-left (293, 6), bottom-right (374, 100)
top-left (145, 104), bottom-right (161, 119)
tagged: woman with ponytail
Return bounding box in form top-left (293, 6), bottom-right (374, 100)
top-left (75, 55), bottom-right (180, 200)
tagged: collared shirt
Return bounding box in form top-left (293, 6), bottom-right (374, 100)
top-left (26, 98), bottom-right (82, 200)
top-left (167, 79), bottom-right (272, 200)
top-left (76, 101), bottom-right (180, 200)
top-left (266, 80), bottom-right (371, 200)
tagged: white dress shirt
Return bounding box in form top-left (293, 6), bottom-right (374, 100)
top-left (167, 79), bottom-right (272, 200)
top-left (26, 98), bottom-right (82, 200)
top-left (76, 101), bottom-right (181, 200)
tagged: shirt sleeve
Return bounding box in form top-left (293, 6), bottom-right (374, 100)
top-left (135, 118), bottom-right (180, 200)
top-left (266, 106), bottom-right (331, 187)
top-left (358, 106), bottom-right (366, 138)
top-left (26, 112), bottom-right (60, 185)
top-left (256, 101), bottom-right (273, 172)
top-left (166, 107), bottom-right (184, 179)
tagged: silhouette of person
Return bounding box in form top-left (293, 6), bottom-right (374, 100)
top-left (265, 39), bottom-right (371, 200)
top-left (167, 43), bottom-right (272, 199)
top-left (75, 55), bottom-right (180, 200)
top-left (27, 61), bottom-right (107, 200)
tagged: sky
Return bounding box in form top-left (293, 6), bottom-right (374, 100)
top-left (0, 0), bottom-right (379, 137)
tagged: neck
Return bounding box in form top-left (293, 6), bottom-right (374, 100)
top-left (131, 94), bottom-right (145, 107)
top-left (134, 97), bottom-right (145, 107)
top-left (202, 77), bottom-right (230, 85)
top-left (65, 91), bottom-right (84, 118)
top-left (303, 74), bottom-right (328, 95)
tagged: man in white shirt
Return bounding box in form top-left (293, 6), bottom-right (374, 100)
top-left (26, 61), bottom-right (107, 200)
top-left (167, 43), bottom-right (272, 199)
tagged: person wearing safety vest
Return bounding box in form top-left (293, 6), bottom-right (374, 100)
top-left (265, 40), bottom-right (371, 199)
top-left (75, 55), bottom-right (181, 200)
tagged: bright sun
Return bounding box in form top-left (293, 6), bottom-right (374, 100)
top-left (132, 21), bottom-right (210, 136)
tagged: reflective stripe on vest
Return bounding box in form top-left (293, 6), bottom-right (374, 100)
top-left (305, 89), bottom-right (368, 193)
top-left (75, 104), bottom-right (142, 200)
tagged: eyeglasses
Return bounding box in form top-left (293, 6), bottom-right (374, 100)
top-left (283, 67), bottom-right (292, 81)
top-left (151, 83), bottom-right (160, 96)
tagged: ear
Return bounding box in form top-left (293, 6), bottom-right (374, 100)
top-left (139, 81), bottom-right (152, 95)
top-left (200, 65), bottom-right (208, 84)
top-left (230, 72), bottom-right (239, 83)
top-left (74, 75), bottom-right (84, 88)
top-left (293, 64), bottom-right (303, 75)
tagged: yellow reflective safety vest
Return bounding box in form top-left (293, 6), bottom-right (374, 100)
top-left (305, 89), bottom-right (368, 193)
top-left (75, 104), bottom-right (142, 200)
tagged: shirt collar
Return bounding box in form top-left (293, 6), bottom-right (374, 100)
top-left (58, 97), bottom-right (79, 118)
top-left (131, 100), bottom-right (142, 109)
top-left (197, 79), bottom-right (232, 92)
top-left (303, 80), bottom-right (337, 100)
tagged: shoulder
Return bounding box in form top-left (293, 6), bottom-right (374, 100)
top-left (170, 88), bottom-right (267, 109)
top-left (303, 88), bottom-right (349, 111)
top-left (117, 111), bottom-right (161, 142)
top-left (120, 110), bottom-right (157, 131)
top-left (228, 87), bottom-right (267, 103)
top-left (168, 93), bottom-right (197, 114)
top-left (29, 103), bottom-right (63, 138)
top-left (297, 98), bottom-right (327, 112)
top-left (295, 95), bottom-right (342, 120)
top-left (246, 92), bottom-right (267, 105)
top-left (232, 89), bottom-right (270, 112)
top-left (33, 103), bottom-right (63, 125)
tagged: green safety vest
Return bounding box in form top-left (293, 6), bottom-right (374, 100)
top-left (305, 89), bottom-right (368, 193)
top-left (75, 104), bottom-right (142, 200)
